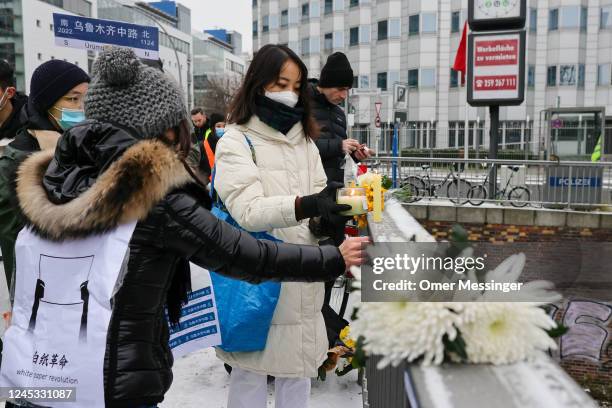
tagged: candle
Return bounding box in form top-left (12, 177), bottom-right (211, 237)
top-left (372, 173), bottom-right (382, 222)
top-left (337, 188), bottom-right (368, 216)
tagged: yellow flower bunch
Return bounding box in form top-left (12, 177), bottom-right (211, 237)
top-left (339, 326), bottom-right (356, 349)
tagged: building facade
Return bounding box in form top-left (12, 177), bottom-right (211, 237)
top-left (253, 0), bottom-right (612, 158)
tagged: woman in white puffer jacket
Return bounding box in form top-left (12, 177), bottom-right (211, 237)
top-left (214, 44), bottom-right (360, 408)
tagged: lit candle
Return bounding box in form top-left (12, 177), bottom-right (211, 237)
top-left (372, 173), bottom-right (382, 222)
top-left (337, 188), bottom-right (368, 216)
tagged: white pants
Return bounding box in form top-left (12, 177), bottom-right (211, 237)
top-left (227, 366), bottom-right (311, 408)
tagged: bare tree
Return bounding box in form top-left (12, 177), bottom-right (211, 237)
top-left (194, 74), bottom-right (242, 116)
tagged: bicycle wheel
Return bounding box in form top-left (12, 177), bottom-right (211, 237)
top-left (508, 186), bottom-right (530, 208)
top-left (400, 176), bottom-right (426, 190)
top-left (396, 182), bottom-right (422, 203)
top-left (467, 185), bottom-right (487, 206)
top-left (447, 179), bottom-right (471, 204)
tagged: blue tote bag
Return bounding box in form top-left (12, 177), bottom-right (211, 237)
top-left (209, 134), bottom-right (282, 353)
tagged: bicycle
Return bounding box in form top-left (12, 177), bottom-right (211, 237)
top-left (467, 164), bottom-right (531, 207)
top-left (400, 163), bottom-right (472, 204)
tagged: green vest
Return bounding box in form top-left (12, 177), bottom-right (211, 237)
top-left (591, 135), bottom-right (602, 162)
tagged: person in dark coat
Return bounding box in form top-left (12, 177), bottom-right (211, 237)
top-left (6, 47), bottom-right (367, 408)
top-left (0, 59), bottom-right (28, 145)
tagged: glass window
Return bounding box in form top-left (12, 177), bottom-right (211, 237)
top-left (529, 8), bottom-right (537, 32)
top-left (334, 0), bottom-right (344, 12)
top-left (378, 20), bottom-right (388, 41)
top-left (408, 69), bottom-right (418, 88)
top-left (360, 75), bottom-right (369, 88)
top-left (334, 31), bottom-right (344, 48)
top-left (350, 0), bottom-right (358, 8)
top-left (559, 65), bottom-right (576, 85)
top-left (451, 11), bottom-right (460, 33)
top-left (547, 66), bottom-right (557, 86)
top-left (389, 71), bottom-right (400, 87)
top-left (359, 25), bottom-right (370, 43)
top-left (549, 9), bottom-right (559, 31)
top-left (581, 7), bottom-right (587, 31)
top-left (311, 36), bottom-right (320, 53)
top-left (311, 1), bottom-right (320, 18)
top-left (325, 0), bottom-right (332, 15)
top-left (597, 64), bottom-right (610, 85)
top-left (353, 76), bottom-right (359, 88)
top-left (262, 15), bottom-right (269, 32)
top-left (301, 37), bottom-right (310, 55)
top-left (324, 32), bottom-right (333, 50)
top-left (561, 6), bottom-right (580, 28)
top-left (389, 18), bottom-right (400, 38)
top-left (252, 0), bottom-right (257, 7)
top-left (289, 8), bottom-right (299, 24)
top-left (377, 72), bottom-right (387, 91)
top-left (602, 6), bottom-right (612, 29)
top-left (281, 10), bottom-right (288, 27)
top-left (0, 8), bottom-right (14, 33)
top-left (421, 68), bottom-right (435, 87)
top-left (270, 14), bottom-right (279, 30)
top-left (409, 15), bottom-right (419, 35)
top-left (578, 64), bottom-right (585, 87)
top-left (302, 3), bottom-right (310, 20)
top-left (528, 65), bottom-right (535, 87)
top-left (422, 13), bottom-right (437, 33)
top-left (252, 20), bottom-right (258, 38)
top-left (450, 69), bottom-right (459, 88)
top-left (349, 27), bottom-right (359, 46)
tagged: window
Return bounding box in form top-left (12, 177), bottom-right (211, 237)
top-left (602, 6), bottom-right (612, 29)
top-left (252, 20), bottom-right (258, 38)
top-left (301, 37), bottom-right (310, 55)
top-left (333, 31), bottom-right (344, 48)
top-left (451, 11), bottom-right (460, 33)
top-left (353, 76), bottom-right (358, 88)
top-left (527, 65), bottom-right (535, 87)
top-left (598, 64), bottom-right (610, 85)
top-left (421, 68), bottom-right (435, 88)
top-left (311, 36), bottom-right (321, 53)
top-left (581, 7), bottom-right (588, 31)
top-left (529, 8), bottom-right (537, 32)
top-left (378, 20), bottom-right (388, 41)
top-left (389, 71), bottom-right (399, 87)
top-left (350, 27), bottom-right (359, 46)
top-left (324, 32), bottom-right (333, 50)
top-left (281, 10), bottom-right (288, 27)
top-left (350, 0), bottom-right (358, 8)
top-left (311, 1), bottom-right (320, 18)
top-left (252, 0), bottom-right (257, 6)
top-left (547, 66), bottom-right (557, 86)
top-left (549, 9), bottom-right (559, 31)
top-left (450, 69), bottom-right (459, 88)
top-left (389, 18), bottom-right (400, 38)
top-left (359, 25), bottom-right (370, 44)
top-left (333, 0), bottom-right (344, 12)
top-left (262, 15), bottom-right (269, 33)
top-left (270, 15), bottom-right (279, 30)
top-left (302, 3), bottom-right (310, 20)
top-left (409, 15), bottom-right (419, 35)
top-left (422, 13), bottom-right (437, 33)
top-left (559, 65), bottom-right (576, 85)
top-left (289, 8), bottom-right (299, 24)
top-left (325, 0), bottom-right (332, 15)
top-left (578, 64), bottom-right (585, 87)
top-left (377, 72), bottom-right (387, 91)
top-left (561, 6), bottom-right (581, 28)
top-left (408, 69), bottom-right (418, 88)
top-left (359, 75), bottom-right (369, 88)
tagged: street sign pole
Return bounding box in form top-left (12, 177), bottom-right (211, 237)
top-left (392, 120), bottom-right (399, 188)
top-left (489, 105), bottom-right (499, 199)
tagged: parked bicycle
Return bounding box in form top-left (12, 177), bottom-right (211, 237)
top-left (400, 163), bottom-right (471, 204)
top-left (467, 164), bottom-right (531, 207)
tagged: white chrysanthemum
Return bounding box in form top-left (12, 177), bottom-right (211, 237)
top-left (460, 302), bottom-right (557, 365)
top-left (351, 302), bottom-right (465, 368)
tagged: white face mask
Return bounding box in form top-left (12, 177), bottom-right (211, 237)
top-left (265, 90), bottom-right (299, 108)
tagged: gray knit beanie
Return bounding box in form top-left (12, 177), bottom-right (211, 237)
top-left (84, 47), bottom-right (187, 138)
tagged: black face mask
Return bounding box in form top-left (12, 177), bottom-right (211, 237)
top-left (254, 94), bottom-right (304, 135)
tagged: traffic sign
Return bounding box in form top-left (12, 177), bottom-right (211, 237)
top-left (375, 102), bottom-right (382, 115)
top-left (375, 116), bottom-right (381, 128)
top-left (53, 13), bottom-right (159, 60)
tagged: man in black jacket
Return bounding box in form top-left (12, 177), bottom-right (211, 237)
top-left (310, 52), bottom-right (371, 186)
top-left (0, 60), bottom-right (27, 144)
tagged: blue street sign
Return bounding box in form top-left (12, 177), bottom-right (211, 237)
top-left (53, 13), bottom-right (159, 60)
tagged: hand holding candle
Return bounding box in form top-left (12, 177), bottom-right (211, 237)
top-left (337, 187), bottom-right (368, 216)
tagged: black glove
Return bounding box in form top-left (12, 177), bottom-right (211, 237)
top-left (298, 182), bottom-right (351, 220)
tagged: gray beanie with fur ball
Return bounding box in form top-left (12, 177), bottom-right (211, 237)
top-left (84, 47), bottom-right (187, 138)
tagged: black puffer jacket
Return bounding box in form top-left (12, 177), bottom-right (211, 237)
top-left (309, 82), bottom-right (348, 184)
top-left (14, 121), bottom-right (345, 408)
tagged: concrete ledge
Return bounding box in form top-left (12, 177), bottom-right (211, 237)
top-left (504, 209), bottom-right (535, 226)
top-left (535, 211), bottom-right (567, 227)
top-left (429, 206), bottom-right (457, 222)
top-left (457, 207), bottom-right (486, 224)
top-left (567, 213), bottom-right (601, 229)
top-left (405, 205), bottom-right (427, 220)
top-left (486, 208), bottom-right (504, 225)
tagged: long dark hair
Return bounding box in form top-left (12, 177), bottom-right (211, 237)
top-left (227, 44), bottom-right (318, 139)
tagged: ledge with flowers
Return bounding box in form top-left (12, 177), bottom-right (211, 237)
top-left (318, 168), bottom-right (597, 408)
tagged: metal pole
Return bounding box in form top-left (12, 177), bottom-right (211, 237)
top-left (489, 105), bottom-right (500, 199)
top-left (392, 121), bottom-right (399, 188)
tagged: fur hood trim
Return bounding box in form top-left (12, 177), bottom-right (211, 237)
top-left (17, 140), bottom-right (191, 241)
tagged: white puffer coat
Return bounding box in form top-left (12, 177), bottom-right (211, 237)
top-left (214, 115), bottom-right (329, 378)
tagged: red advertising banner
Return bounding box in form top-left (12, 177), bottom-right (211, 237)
top-left (474, 39), bottom-right (519, 67)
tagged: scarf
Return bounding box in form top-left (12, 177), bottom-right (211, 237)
top-left (254, 94), bottom-right (304, 135)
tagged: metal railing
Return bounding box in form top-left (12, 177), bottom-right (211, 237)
top-left (363, 157), bottom-right (612, 209)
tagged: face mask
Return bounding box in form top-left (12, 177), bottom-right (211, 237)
top-left (51, 106), bottom-right (86, 130)
top-left (264, 90), bottom-right (299, 108)
top-left (215, 128), bottom-right (225, 137)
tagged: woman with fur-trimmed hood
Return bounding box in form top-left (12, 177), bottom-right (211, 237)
top-left (8, 47), bottom-right (367, 408)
